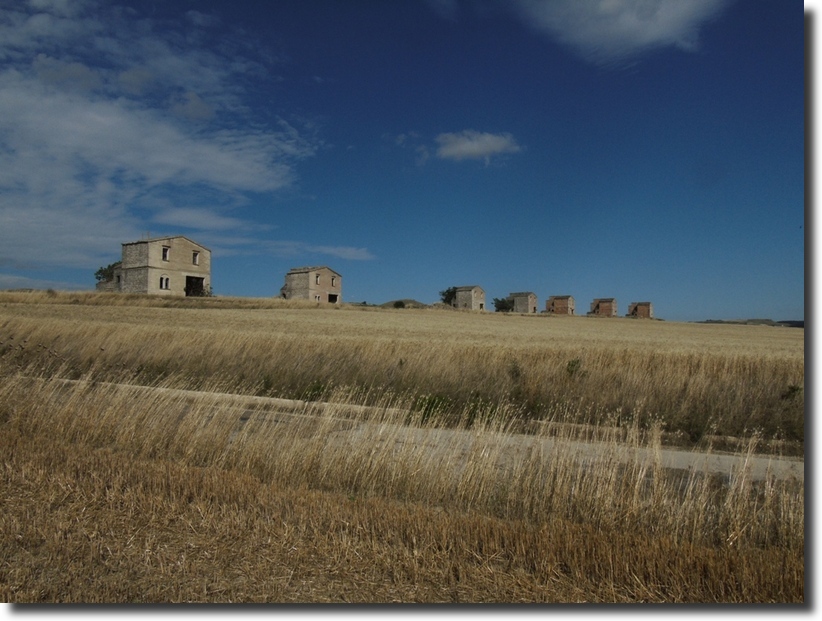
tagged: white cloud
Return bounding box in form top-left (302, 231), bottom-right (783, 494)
top-left (117, 67), bottom-right (153, 95)
top-left (0, 203), bottom-right (135, 269)
top-left (306, 246), bottom-right (376, 261)
top-left (0, 75), bottom-right (300, 192)
top-left (509, 0), bottom-right (731, 65)
top-left (435, 130), bottom-right (522, 164)
top-left (33, 54), bottom-right (102, 91)
top-left (170, 91), bottom-right (215, 121)
top-left (151, 207), bottom-right (257, 232)
top-left (260, 241), bottom-right (375, 261)
top-left (0, 1), bottom-right (336, 272)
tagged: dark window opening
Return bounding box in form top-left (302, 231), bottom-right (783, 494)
top-left (328, 293), bottom-right (339, 303)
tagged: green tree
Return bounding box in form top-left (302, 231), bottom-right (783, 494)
top-left (439, 286), bottom-right (457, 305)
top-left (493, 297), bottom-right (514, 312)
top-left (94, 261), bottom-right (121, 283)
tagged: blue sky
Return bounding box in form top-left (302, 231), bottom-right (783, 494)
top-left (0, 0), bottom-right (805, 321)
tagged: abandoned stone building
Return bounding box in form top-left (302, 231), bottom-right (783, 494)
top-left (588, 298), bottom-right (617, 317)
top-left (280, 266), bottom-right (342, 304)
top-left (545, 295), bottom-right (575, 315)
top-left (96, 235), bottom-right (211, 297)
top-left (508, 292), bottom-right (537, 314)
top-left (453, 286), bottom-right (485, 311)
top-left (627, 301), bottom-right (654, 319)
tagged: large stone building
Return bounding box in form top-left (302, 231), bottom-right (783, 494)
top-left (96, 235), bottom-right (211, 296)
top-left (588, 298), bottom-right (618, 317)
top-left (452, 286), bottom-right (485, 311)
top-left (627, 301), bottom-right (654, 319)
top-left (508, 291), bottom-right (537, 314)
top-left (545, 295), bottom-right (575, 315)
top-left (280, 266), bottom-right (341, 304)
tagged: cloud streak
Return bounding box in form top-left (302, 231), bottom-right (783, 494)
top-left (0, 1), bottom-right (351, 274)
top-left (508, 0), bottom-right (732, 65)
top-left (435, 130), bottom-right (522, 164)
top-left (260, 241), bottom-right (375, 261)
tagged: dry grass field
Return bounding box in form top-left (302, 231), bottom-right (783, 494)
top-left (0, 291), bottom-right (805, 603)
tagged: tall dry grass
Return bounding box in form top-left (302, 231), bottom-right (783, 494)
top-left (0, 359), bottom-right (804, 602)
top-left (0, 291), bottom-right (804, 602)
top-left (0, 291), bottom-right (804, 448)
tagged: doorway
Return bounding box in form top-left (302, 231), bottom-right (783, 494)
top-left (185, 276), bottom-right (206, 297)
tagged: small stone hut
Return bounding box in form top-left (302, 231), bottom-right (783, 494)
top-left (588, 298), bottom-right (617, 317)
top-left (627, 301), bottom-right (654, 319)
top-left (453, 286), bottom-right (485, 311)
top-left (508, 292), bottom-right (537, 314)
top-left (280, 266), bottom-right (341, 304)
top-left (545, 295), bottom-right (575, 315)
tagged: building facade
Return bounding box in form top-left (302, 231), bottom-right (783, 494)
top-left (588, 298), bottom-right (617, 317)
top-left (627, 301), bottom-right (654, 319)
top-left (545, 295), bottom-right (575, 315)
top-left (509, 292), bottom-right (537, 314)
top-left (453, 286), bottom-right (485, 311)
top-left (96, 236), bottom-right (211, 297)
top-left (280, 266), bottom-right (342, 304)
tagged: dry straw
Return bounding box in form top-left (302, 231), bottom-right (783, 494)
top-left (0, 290), bottom-right (804, 449)
top-left (0, 291), bottom-right (804, 602)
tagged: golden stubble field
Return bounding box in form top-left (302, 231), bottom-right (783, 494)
top-left (0, 290), bottom-right (804, 448)
top-left (0, 291), bottom-right (805, 602)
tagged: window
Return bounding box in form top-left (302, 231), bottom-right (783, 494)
top-left (315, 274), bottom-right (320, 285)
top-left (159, 276), bottom-right (170, 290)
top-left (331, 276), bottom-right (336, 287)
top-left (192, 251), bottom-right (199, 265)
top-left (315, 295), bottom-right (321, 302)
top-left (162, 246), bottom-right (170, 261)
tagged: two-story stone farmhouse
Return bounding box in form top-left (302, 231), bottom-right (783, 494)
top-left (280, 266), bottom-right (342, 304)
top-left (96, 235), bottom-right (211, 297)
top-left (545, 295), bottom-right (575, 315)
top-left (508, 292), bottom-right (537, 314)
top-left (453, 286), bottom-right (485, 311)
top-left (588, 298), bottom-right (618, 317)
top-left (627, 301), bottom-right (654, 319)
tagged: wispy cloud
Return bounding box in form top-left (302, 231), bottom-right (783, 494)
top-left (435, 130), bottom-right (522, 164)
top-left (0, 1), bottom-right (339, 274)
top-left (306, 246), bottom-right (375, 261)
top-left (151, 207), bottom-right (260, 232)
top-left (260, 241), bottom-right (375, 261)
top-left (508, 0), bottom-right (732, 65)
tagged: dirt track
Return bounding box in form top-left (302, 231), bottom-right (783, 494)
top-left (48, 378), bottom-right (805, 483)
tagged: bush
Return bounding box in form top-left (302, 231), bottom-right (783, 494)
top-left (493, 297), bottom-right (514, 312)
